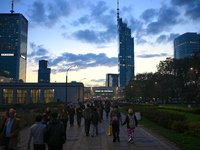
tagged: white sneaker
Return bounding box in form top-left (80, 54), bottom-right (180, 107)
top-left (128, 138), bottom-right (132, 143)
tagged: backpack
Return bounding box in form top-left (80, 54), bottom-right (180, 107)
top-left (128, 114), bottom-right (135, 128)
top-left (111, 111), bottom-right (119, 124)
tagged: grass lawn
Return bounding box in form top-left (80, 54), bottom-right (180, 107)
top-left (157, 109), bottom-right (200, 122)
top-left (159, 104), bottom-right (200, 108)
top-left (119, 108), bottom-right (200, 150)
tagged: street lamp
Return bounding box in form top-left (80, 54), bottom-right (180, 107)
top-left (66, 65), bottom-right (78, 103)
top-left (78, 78), bottom-right (86, 102)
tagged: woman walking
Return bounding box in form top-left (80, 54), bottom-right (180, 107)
top-left (122, 108), bottom-right (138, 143)
top-left (59, 108), bottom-right (69, 131)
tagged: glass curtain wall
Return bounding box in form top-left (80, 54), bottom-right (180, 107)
top-left (44, 89), bottom-right (54, 103)
top-left (17, 89), bottom-right (26, 103)
top-left (3, 89), bottom-right (13, 104)
top-left (30, 89), bottom-right (40, 103)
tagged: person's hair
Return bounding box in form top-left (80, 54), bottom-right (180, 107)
top-left (87, 103), bottom-right (90, 107)
top-left (114, 105), bottom-right (118, 108)
top-left (51, 112), bottom-right (58, 119)
top-left (46, 107), bottom-right (51, 113)
top-left (128, 108), bottom-right (133, 114)
top-left (9, 108), bottom-right (16, 114)
top-left (36, 115), bottom-right (42, 122)
top-left (96, 104), bottom-right (100, 108)
top-left (61, 108), bottom-right (66, 114)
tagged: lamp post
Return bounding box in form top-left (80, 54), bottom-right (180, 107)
top-left (66, 65), bottom-right (78, 103)
top-left (78, 78), bottom-right (86, 102)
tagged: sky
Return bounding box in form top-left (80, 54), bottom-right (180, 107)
top-left (0, 0), bottom-right (200, 86)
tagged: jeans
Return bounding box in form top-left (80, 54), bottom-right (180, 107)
top-left (92, 124), bottom-right (99, 135)
top-left (85, 120), bottom-right (91, 134)
top-left (112, 124), bottom-right (120, 140)
top-left (77, 117), bottom-right (82, 127)
top-left (34, 144), bottom-right (46, 150)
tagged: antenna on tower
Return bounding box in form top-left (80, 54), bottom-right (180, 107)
top-left (117, 0), bottom-right (119, 21)
top-left (10, 0), bottom-right (14, 14)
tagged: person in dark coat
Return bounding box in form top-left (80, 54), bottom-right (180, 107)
top-left (90, 108), bottom-right (101, 137)
top-left (68, 105), bottom-right (75, 127)
top-left (44, 112), bottom-right (66, 150)
top-left (104, 103), bottom-right (110, 119)
top-left (83, 104), bottom-right (92, 136)
top-left (76, 105), bottom-right (83, 127)
top-left (42, 107), bottom-right (52, 124)
top-left (122, 108), bottom-right (138, 143)
top-left (58, 109), bottom-right (69, 131)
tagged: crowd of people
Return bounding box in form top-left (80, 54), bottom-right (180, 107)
top-left (0, 100), bottom-right (138, 150)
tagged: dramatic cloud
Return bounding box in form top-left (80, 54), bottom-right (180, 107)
top-left (137, 53), bottom-right (168, 58)
top-left (156, 33), bottom-right (180, 44)
top-left (91, 79), bottom-right (105, 82)
top-left (28, 43), bottom-right (117, 74)
top-left (140, 8), bottom-right (158, 23)
top-left (171, 0), bottom-right (200, 20)
top-left (28, 43), bottom-right (49, 57)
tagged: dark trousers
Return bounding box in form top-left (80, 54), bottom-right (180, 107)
top-left (85, 120), bottom-right (91, 133)
top-left (70, 115), bottom-right (74, 126)
top-left (34, 144), bottom-right (46, 150)
top-left (112, 124), bottom-right (120, 140)
top-left (5, 137), bottom-right (14, 150)
top-left (77, 117), bottom-right (82, 127)
top-left (106, 112), bottom-right (109, 118)
top-left (48, 144), bottom-right (63, 150)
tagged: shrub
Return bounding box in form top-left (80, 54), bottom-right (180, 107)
top-left (186, 122), bottom-right (200, 139)
top-left (171, 120), bottom-right (189, 133)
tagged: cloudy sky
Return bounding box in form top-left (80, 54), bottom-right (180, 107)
top-left (1, 0), bottom-right (200, 86)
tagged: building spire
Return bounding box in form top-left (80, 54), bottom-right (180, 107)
top-left (10, 0), bottom-right (14, 14)
top-left (117, 0), bottom-right (119, 21)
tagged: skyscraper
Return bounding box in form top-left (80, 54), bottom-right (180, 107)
top-left (117, 0), bottom-right (134, 87)
top-left (106, 74), bottom-right (119, 87)
top-left (38, 60), bottom-right (51, 83)
top-left (174, 32), bottom-right (200, 59)
top-left (0, 13), bottom-right (28, 82)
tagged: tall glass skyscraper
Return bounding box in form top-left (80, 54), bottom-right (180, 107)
top-left (174, 32), bottom-right (200, 59)
top-left (0, 13), bottom-right (28, 82)
top-left (106, 74), bottom-right (119, 87)
top-left (117, 3), bottom-right (134, 87)
top-left (38, 60), bottom-right (51, 83)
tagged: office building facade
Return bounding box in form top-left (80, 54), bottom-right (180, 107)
top-left (0, 13), bottom-right (28, 82)
top-left (174, 32), bottom-right (200, 59)
top-left (106, 74), bottom-right (119, 87)
top-left (117, 17), bottom-right (134, 87)
top-left (38, 60), bottom-right (51, 83)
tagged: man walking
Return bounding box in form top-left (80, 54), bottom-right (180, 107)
top-left (44, 112), bottom-right (66, 150)
top-left (76, 104), bottom-right (83, 127)
top-left (68, 105), bottom-right (75, 127)
top-left (5, 108), bottom-right (20, 150)
top-left (109, 105), bottom-right (122, 142)
top-left (83, 104), bottom-right (92, 136)
top-left (27, 115), bottom-right (45, 150)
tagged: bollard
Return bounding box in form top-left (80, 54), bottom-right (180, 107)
top-left (135, 112), bottom-right (141, 120)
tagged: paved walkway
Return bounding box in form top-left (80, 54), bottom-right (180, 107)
top-left (2, 110), bottom-right (179, 150)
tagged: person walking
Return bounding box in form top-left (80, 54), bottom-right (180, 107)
top-left (58, 109), bottom-right (68, 131)
top-left (96, 104), bottom-right (101, 118)
top-left (44, 112), bottom-right (66, 150)
top-left (104, 102), bottom-right (110, 119)
top-left (109, 105), bottom-right (122, 143)
top-left (83, 104), bottom-right (92, 136)
top-left (68, 105), bottom-right (75, 127)
top-left (122, 108), bottom-right (138, 143)
top-left (76, 105), bottom-right (83, 128)
top-left (100, 102), bottom-right (104, 120)
top-left (90, 108), bottom-right (101, 137)
top-left (27, 115), bottom-right (46, 150)
top-left (5, 108), bottom-right (21, 150)
top-left (42, 107), bottom-right (52, 124)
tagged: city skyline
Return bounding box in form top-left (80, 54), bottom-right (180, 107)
top-left (0, 0), bottom-right (200, 86)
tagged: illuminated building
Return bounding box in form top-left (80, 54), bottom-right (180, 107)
top-left (174, 32), bottom-right (200, 59)
top-left (38, 60), bottom-right (51, 83)
top-left (117, 0), bottom-right (134, 87)
top-left (106, 74), bottom-right (119, 87)
top-left (0, 13), bottom-right (28, 82)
